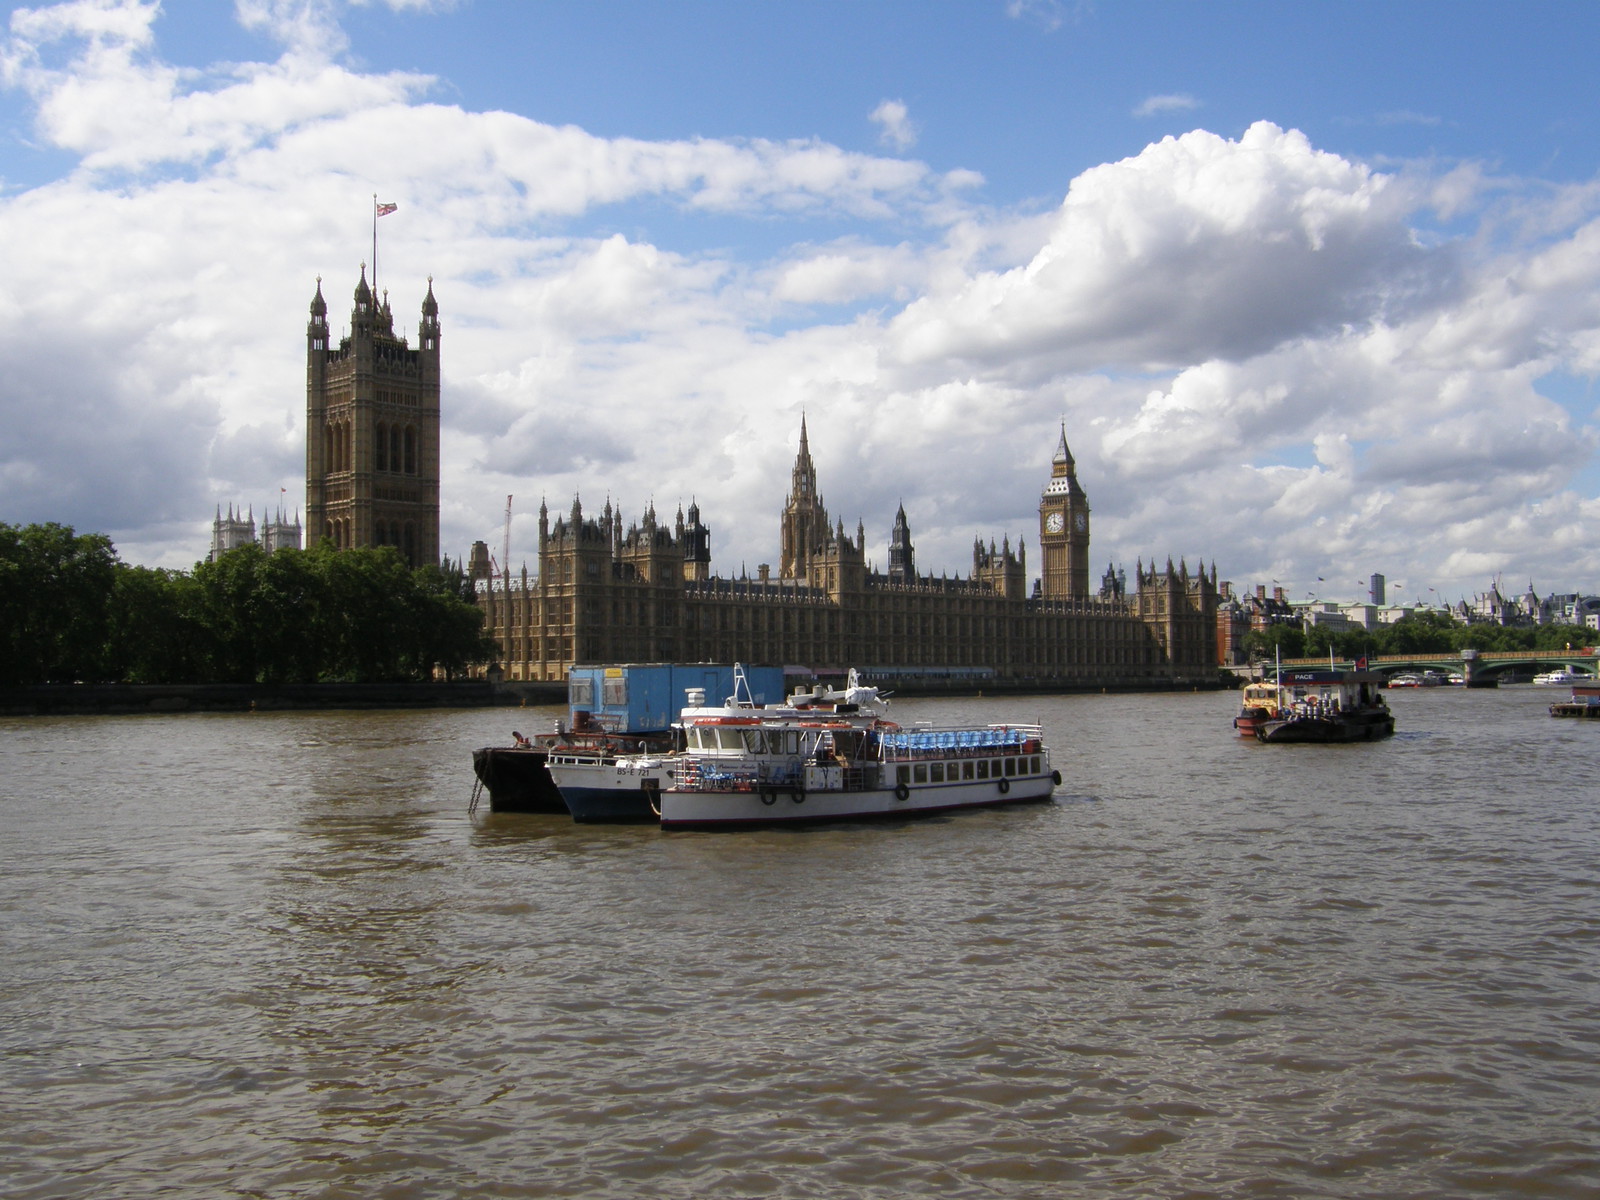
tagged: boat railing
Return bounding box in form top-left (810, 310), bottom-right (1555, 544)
top-left (877, 724), bottom-right (1044, 761)
top-left (675, 758), bottom-right (806, 793)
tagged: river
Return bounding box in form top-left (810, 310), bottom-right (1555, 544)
top-left (2, 685), bottom-right (1596, 1198)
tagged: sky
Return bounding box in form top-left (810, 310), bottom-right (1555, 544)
top-left (4, 0), bottom-right (1600, 609)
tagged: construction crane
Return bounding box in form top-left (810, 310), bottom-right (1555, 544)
top-left (500, 494), bottom-right (513, 662)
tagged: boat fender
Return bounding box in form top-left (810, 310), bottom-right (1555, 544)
top-left (790, 786), bottom-right (806, 805)
top-left (760, 789), bottom-right (778, 806)
top-left (997, 776), bottom-right (1010, 795)
top-left (1051, 769), bottom-right (1062, 786)
top-left (894, 782), bottom-right (910, 802)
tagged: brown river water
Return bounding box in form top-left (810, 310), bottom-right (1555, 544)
top-left (2, 686), bottom-right (1597, 1199)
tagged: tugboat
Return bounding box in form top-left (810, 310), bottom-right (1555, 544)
top-left (1233, 679), bottom-right (1291, 737)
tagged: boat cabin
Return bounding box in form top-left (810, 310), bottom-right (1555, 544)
top-left (566, 662), bottom-right (785, 735)
top-left (1276, 669), bottom-right (1386, 714)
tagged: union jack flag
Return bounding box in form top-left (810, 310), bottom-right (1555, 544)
top-left (376, 201), bottom-right (398, 217)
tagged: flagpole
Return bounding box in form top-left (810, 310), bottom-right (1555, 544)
top-left (371, 194), bottom-right (378, 298)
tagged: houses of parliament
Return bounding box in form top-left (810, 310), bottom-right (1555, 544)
top-left (300, 269), bottom-right (1218, 685)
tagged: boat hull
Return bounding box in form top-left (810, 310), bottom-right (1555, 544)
top-left (659, 774), bottom-right (1057, 829)
top-left (1255, 710), bottom-right (1395, 743)
top-left (547, 756), bottom-right (675, 823)
top-left (1548, 700), bottom-right (1600, 720)
top-left (470, 746), bottom-right (569, 814)
top-left (1232, 709), bottom-right (1272, 738)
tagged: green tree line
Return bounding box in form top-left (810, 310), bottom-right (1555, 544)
top-left (1, 522), bottom-right (494, 686)
top-left (1242, 607), bottom-right (1597, 663)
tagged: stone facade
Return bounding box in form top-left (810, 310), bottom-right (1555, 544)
top-left (474, 427), bottom-right (1218, 686)
top-left (305, 268), bottom-right (441, 568)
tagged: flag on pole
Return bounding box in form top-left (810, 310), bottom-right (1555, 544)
top-left (1355, 656), bottom-right (1368, 670)
top-left (376, 201), bottom-right (398, 216)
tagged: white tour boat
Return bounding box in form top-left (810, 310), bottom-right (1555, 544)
top-left (655, 668), bottom-right (1060, 830)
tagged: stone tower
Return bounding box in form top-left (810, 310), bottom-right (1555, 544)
top-left (305, 268), bottom-right (441, 568)
top-left (779, 415), bottom-right (830, 581)
top-left (1038, 425), bottom-right (1090, 599)
top-left (678, 500), bottom-right (712, 582)
top-left (888, 501), bottom-right (915, 583)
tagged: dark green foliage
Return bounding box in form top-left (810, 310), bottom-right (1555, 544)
top-left (0, 522), bottom-right (120, 684)
top-left (0, 523), bottom-right (494, 685)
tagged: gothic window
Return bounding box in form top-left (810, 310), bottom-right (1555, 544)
top-left (404, 426), bottom-right (416, 475)
top-left (375, 422), bottom-right (388, 473)
top-left (391, 426), bottom-right (403, 474)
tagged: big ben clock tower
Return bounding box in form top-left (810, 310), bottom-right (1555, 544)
top-left (1039, 425), bottom-right (1090, 598)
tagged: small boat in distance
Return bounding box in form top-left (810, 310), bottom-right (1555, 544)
top-left (1550, 680), bottom-right (1600, 718)
top-left (1246, 668), bottom-right (1395, 744)
top-left (1534, 668), bottom-right (1589, 686)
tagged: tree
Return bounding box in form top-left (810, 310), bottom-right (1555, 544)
top-left (105, 565), bottom-right (212, 683)
top-left (0, 522), bottom-right (119, 684)
top-left (1242, 624), bottom-right (1305, 661)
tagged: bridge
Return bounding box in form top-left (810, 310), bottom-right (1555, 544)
top-left (1260, 649), bottom-right (1598, 686)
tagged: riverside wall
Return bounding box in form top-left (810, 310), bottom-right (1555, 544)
top-left (0, 680), bottom-right (565, 717)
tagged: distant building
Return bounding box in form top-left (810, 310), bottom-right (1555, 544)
top-left (207, 503), bottom-right (301, 562)
top-left (474, 425), bottom-right (1218, 685)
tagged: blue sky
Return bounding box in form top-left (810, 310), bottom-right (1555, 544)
top-left (4, 0), bottom-right (1600, 605)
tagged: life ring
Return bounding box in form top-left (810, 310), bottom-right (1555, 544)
top-left (1051, 769), bottom-right (1062, 785)
top-left (790, 787), bottom-right (806, 805)
top-left (997, 776), bottom-right (1010, 794)
top-left (894, 782), bottom-right (910, 802)
top-left (760, 789), bottom-right (777, 806)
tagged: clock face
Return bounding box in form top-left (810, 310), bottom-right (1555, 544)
top-left (1074, 512), bottom-right (1088, 533)
top-left (1044, 511), bottom-right (1064, 534)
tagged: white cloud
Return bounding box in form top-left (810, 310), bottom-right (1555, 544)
top-left (870, 98), bottom-right (917, 152)
top-left (2, 3), bottom-right (1599, 603)
top-left (1133, 93), bottom-right (1199, 118)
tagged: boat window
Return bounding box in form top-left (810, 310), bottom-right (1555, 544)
top-left (897, 765), bottom-right (911, 785)
top-left (741, 728), bottom-right (767, 754)
top-left (602, 678), bottom-right (627, 705)
top-left (1004, 757), bottom-right (1016, 776)
top-left (783, 730), bottom-right (801, 755)
top-left (977, 760), bottom-right (989, 779)
top-left (930, 763), bottom-right (945, 782)
top-left (718, 727), bottom-right (745, 751)
top-left (963, 761), bottom-right (975, 780)
top-left (913, 764), bottom-right (928, 783)
top-left (1031, 756), bottom-right (1041, 774)
top-left (570, 678), bottom-right (595, 707)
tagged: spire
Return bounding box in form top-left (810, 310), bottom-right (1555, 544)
top-left (421, 275), bottom-right (438, 317)
top-left (354, 264), bottom-right (372, 309)
top-left (310, 276), bottom-right (327, 318)
top-left (1053, 423), bottom-right (1073, 470)
top-left (790, 415), bottom-right (818, 502)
